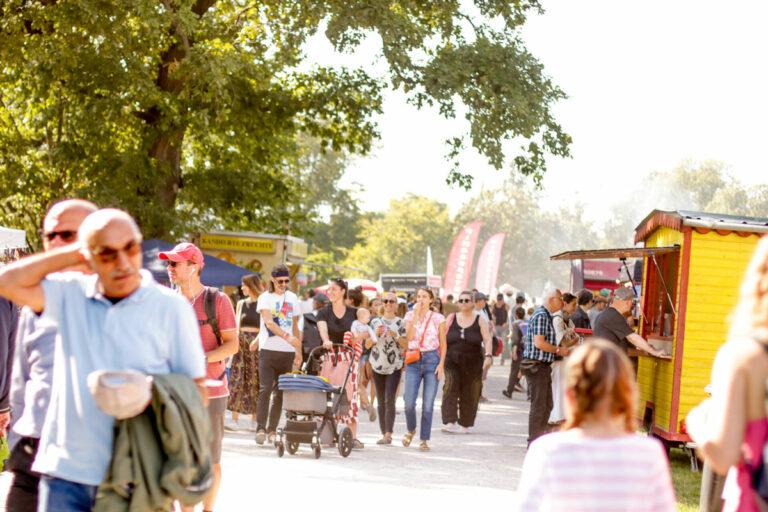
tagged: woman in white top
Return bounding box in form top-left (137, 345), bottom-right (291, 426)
top-left (516, 339), bottom-right (676, 512)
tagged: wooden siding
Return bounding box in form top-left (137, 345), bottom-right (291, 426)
top-left (638, 227), bottom-right (683, 430)
top-left (675, 231), bottom-right (761, 427)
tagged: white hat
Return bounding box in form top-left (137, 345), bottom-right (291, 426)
top-left (88, 370), bottom-right (153, 420)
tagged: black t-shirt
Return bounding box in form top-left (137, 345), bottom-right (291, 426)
top-left (493, 305), bottom-right (508, 326)
top-left (316, 304), bottom-right (358, 343)
top-left (570, 307), bottom-right (591, 330)
top-left (593, 307), bottom-right (634, 351)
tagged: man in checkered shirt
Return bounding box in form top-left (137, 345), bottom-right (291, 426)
top-left (521, 287), bottom-right (572, 446)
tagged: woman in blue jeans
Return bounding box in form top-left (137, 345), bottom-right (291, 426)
top-left (403, 287), bottom-right (447, 452)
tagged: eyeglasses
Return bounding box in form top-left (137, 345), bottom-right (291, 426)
top-left (382, 299), bottom-right (397, 304)
top-left (91, 239), bottom-right (142, 264)
top-left (457, 299), bottom-right (471, 304)
top-left (276, 278), bottom-right (290, 285)
top-left (42, 230), bottom-right (77, 243)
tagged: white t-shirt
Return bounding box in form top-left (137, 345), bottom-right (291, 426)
top-left (257, 291), bottom-right (299, 352)
top-left (516, 430), bottom-right (676, 512)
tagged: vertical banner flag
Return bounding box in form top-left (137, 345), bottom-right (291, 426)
top-left (443, 221), bottom-right (484, 298)
top-left (474, 233), bottom-right (506, 295)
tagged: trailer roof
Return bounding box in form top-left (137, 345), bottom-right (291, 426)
top-left (550, 245), bottom-right (679, 261)
top-left (634, 210), bottom-right (768, 243)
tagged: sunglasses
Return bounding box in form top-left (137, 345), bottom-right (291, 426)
top-left (382, 299), bottom-right (397, 304)
top-left (164, 260), bottom-right (180, 268)
top-left (91, 239), bottom-right (142, 264)
top-left (275, 278), bottom-right (290, 285)
top-left (42, 230), bottom-right (78, 243)
top-left (457, 298), bottom-right (472, 304)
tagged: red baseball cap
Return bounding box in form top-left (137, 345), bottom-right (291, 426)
top-left (158, 242), bottom-right (205, 266)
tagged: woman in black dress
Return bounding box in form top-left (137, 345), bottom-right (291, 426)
top-left (226, 273), bottom-right (265, 432)
top-left (441, 290), bottom-right (493, 434)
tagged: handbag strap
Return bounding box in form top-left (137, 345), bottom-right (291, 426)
top-left (416, 311), bottom-right (433, 350)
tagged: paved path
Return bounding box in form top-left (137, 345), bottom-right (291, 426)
top-left (1, 360), bottom-right (531, 510)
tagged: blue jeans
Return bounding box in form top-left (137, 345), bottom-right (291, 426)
top-left (404, 350), bottom-right (440, 441)
top-left (38, 476), bottom-right (97, 512)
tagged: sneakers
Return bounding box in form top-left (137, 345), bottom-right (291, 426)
top-left (441, 422), bottom-right (459, 434)
top-left (461, 426), bottom-right (473, 435)
top-left (501, 390), bottom-right (512, 399)
top-left (224, 419), bottom-right (240, 432)
top-left (255, 429), bottom-right (266, 446)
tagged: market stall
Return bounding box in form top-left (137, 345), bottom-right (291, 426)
top-left (551, 209), bottom-right (768, 448)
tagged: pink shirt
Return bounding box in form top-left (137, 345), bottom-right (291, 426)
top-left (192, 290), bottom-right (237, 399)
top-left (404, 311), bottom-right (445, 352)
top-left (516, 430), bottom-right (676, 512)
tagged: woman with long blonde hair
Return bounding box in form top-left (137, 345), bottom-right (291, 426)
top-left (687, 235), bottom-right (768, 511)
top-left (516, 339), bottom-right (675, 512)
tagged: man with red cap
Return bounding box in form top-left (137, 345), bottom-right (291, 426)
top-left (159, 242), bottom-right (238, 512)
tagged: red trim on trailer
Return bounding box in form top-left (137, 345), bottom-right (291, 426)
top-left (668, 228), bottom-right (692, 434)
top-left (652, 425), bottom-right (691, 443)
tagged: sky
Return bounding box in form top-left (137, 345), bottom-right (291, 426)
top-left (305, 1), bottom-right (768, 224)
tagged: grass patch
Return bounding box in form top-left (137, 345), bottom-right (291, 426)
top-left (669, 447), bottom-right (701, 512)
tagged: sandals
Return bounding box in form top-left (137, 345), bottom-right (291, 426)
top-left (419, 441), bottom-right (430, 452)
top-left (402, 431), bottom-right (415, 447)
top-left (352, 438), bottom-right (365, 449)
top-left (376, 435), bottom-right (392, 445)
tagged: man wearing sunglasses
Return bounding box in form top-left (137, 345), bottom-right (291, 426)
top-left (0, 208), bottom-right (207, 512)
top-left (159, 242), bottom-right (238, 512)
top-left (4, 199), bottom-right (96, 512)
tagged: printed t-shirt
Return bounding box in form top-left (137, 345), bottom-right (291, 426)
top-left (517, 431), bottom-right (676, 512)
top-left (369, 316), bottom-right (406, 374)
top-left (256, 290), bottom-right (299, 352)
top-left (316, 305), bottom-right (357, 343)
top-left (192, 290), bottom-right (236, 399)
top-left (404, 310), bottom-right (445, 352)
top-left (593, 307), bottom-right (634, 351)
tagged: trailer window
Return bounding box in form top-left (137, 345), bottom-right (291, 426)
top-left (642, 252), bottom-right (679, 337)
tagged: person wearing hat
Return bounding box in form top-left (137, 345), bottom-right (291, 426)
top-left (593, 286), bottom-right (666, 364)
top-left (160, 242), bottom-right (238, 512)
top-left (0, 209), bottom-right (206, 512)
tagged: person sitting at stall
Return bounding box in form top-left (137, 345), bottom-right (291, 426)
top-left (592, 287), bottom-right (666, 370)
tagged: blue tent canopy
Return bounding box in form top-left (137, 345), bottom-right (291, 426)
top-left (142, 239), bottom-right (251, 288)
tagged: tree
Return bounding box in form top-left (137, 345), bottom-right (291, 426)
top-left (342, 195), bottom-right (454, 279)
top-left (0, 0), bottom-right (570, 241)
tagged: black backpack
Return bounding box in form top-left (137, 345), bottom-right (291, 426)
top-left (198, 286), bottom-right (223, 346)
top-left (302, 312), bottom-right (322, 353)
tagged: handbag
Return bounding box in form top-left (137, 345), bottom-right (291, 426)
top-left (405, 311), bottom-right (433, 365)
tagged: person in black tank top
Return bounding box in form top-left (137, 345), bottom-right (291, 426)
top-left (226, 273), bottom-right (264, 431)
top-left (441, 291), bottom-right (493, 433)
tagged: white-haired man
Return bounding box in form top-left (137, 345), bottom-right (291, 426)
top-left (520, 286), bottom-right (569, 446)
top-left (5, 199), bottom-right (96, 512)
top-left (0, 208), bottom-right (206, 512)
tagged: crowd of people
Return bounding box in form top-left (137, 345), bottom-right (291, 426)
top-left (0, 197), bottom-right (767, 511)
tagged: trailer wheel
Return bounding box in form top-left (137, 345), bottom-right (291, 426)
top-left (313, 444), bottom-right (322, 459)
top-left (276, 442), bottom-right (285, 458)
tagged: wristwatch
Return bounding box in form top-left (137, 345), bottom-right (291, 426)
top-left (484, 353), bottom-right (493, 359)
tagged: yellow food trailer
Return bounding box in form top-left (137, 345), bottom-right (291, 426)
top-left (552, 210), bottom-right (768, 447)
top-left (193, 231), bottom-right (308, 287)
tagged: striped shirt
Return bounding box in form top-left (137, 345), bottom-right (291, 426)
top-left (523, 306), bottom-right (556, 363)
top-left (516, 430), bottom-right (676, 512)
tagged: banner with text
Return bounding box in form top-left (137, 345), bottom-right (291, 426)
top-left (443, 221), bottom-right (484, 298)
top-left (474, 233), bottom-right (506, 295)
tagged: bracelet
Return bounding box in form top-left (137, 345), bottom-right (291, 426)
top-left (484, 354), bottom-right (493, 358)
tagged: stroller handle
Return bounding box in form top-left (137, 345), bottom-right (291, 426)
top-left (302, 343), bottom-right (355, 373)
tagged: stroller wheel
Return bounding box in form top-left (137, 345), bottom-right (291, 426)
top-left (276, 442), bottom-right (285, 458)
top-left (287, 441), bottom-right (300, 455)
top-left (338, 427), bottom-right (353, 458)
top-left (313, 444), bottom-right (321, 459)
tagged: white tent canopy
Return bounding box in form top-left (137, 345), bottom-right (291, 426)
top-left (0, 226), bottom-right (27, 250)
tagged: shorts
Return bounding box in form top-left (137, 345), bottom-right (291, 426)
top-left (208, 396), bottom-right (227, 464)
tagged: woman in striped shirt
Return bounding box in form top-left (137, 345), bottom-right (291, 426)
top-left (516, 339), bottom-right (676, 512)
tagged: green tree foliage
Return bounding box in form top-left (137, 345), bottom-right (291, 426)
top-left (455, 177), bottom-right (600, 295)
top-left (342, 195), bottom-right (454, 279)
top-left (0, 0), bottom-right (569, 241)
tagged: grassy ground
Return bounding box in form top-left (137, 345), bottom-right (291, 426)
top-left (669, 447), bottom-right (702, 512)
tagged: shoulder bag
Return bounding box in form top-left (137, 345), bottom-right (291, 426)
top-left (404, 311), bottom-right (433, 365)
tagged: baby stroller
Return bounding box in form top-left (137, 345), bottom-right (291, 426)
top-left (275, 343), bottom-right (355, 459)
